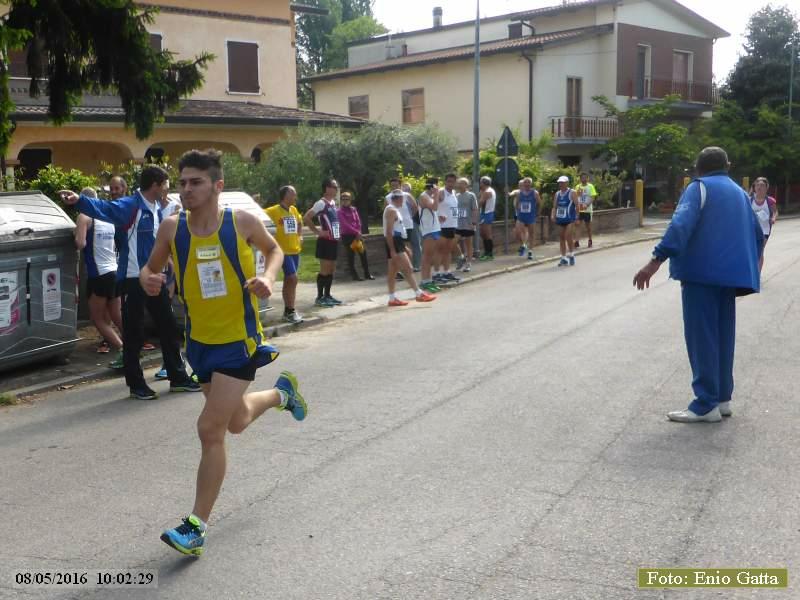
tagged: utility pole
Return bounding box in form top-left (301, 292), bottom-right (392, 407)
top-left (787, 38), bottom-right (795, 208)
top-left (472, 0), bottom-right (481, 254)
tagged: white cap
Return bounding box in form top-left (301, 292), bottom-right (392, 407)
top-left (557, 175), bottom-right (569, 183)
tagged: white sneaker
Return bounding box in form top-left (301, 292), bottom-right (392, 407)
top-left (718, 401), bottom-right (732, 417)
top-left (667, 407), bottom-right (722, 423)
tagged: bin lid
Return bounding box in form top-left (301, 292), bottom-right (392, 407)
top-left (167, 191), bottom-right (274, 228)
top-left (0, 191), bottom-right (75, 237)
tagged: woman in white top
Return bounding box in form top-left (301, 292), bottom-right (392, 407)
top-left (383, 190), bottom-right (436, 306)
top-left (751, 176), bottom-right (777, 272)
top-left (478, 176), bottom-right (496, 260)
top-left (418, 177), bottom-right (442, 293)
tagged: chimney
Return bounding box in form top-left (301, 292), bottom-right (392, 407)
top-left (433, 6), bottom-right (443, 29)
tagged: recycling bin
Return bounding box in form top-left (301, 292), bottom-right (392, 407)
top-left (0, 191), bottom-right (80, 374)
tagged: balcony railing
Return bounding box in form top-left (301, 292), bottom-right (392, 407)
top-left (550, 116), bottom-right (619, 140)
top-left (628, 77), bottom-right (720, 105)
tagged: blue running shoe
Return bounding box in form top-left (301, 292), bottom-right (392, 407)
top-left (569, 255), bottom-right (576, 266)
top-left (154, 367), bottom-right (168, 380)
top-left (518, 245), bottom-right (525, 257)
top-left (324, 295), bottom-right (343, 305)
top-left (557, 257), bottom-right (569, 267)
top-left (275, 371), bottom-right (307, 421)
top-left (161, 515), bottom-right (206, 556)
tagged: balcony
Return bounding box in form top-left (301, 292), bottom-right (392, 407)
top-left (550, 116), bottom-right (619, 143)
top-left (627, 77), bottom-right (720, 107)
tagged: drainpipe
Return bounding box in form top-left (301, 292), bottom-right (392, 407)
top-left (521, 52), bottom-right (534, 141)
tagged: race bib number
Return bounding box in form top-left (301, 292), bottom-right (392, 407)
top-left (520, 202), bottom-right (532, 214)
top-left (459, 208), bottom-right (468, 218)
top-left (283, 217), bottom-right (298, 234)
top-left (197, 260), bottom-right (228, 299)
top-left (451, 207), bottom-right (458, 218)
top-left (556, 206), bottom-right (567, 219)
top-left (196, 245), bottom-right (220, 260)
top-left (331, 222), bottom-right (341, 240)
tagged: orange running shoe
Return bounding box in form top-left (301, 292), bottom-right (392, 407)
top-left (388, 298), bottom-right (409, 307)
top-left (416, 292), bottom-right (437, 302)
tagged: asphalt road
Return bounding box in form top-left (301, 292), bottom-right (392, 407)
top-left (1, 221), bottom-right (798, 600)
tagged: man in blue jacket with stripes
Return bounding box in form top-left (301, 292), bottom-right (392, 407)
top-left (61, 166), bottom-right (199, 400)
top-left (633, 147), bottom-right (763, 423)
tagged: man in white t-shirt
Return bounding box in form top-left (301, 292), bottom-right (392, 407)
top-left (435, 173), bottom-right (460, 284)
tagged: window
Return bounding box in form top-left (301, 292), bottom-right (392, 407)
top-left (635, 44), bottom-right (652, 98)
top-left (401, 88), bottom-right (424, 124)
top-left (566, 77), bottom-right (582, 137)
top-left (149, 33), bottom-right (163, 53)
top-left (672, 51), bottom-right (691, 82)
top-left (672, 50), bottom-right (693, 99)
top-left (348, 95), bottom-right (369, 119)
top-left (227, 41), bottom-right (260, 94)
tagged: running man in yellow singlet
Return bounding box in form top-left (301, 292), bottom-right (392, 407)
top-left (139, 149), bottom-right (308, 557)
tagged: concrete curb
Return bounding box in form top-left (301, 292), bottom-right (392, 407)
top-left (8, 232), bottom-right (661, 400)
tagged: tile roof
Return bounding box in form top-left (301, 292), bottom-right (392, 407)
top-left (11, 99), bottom-right (364, 127)
top-left (303, 24), bottom-right (615, 83)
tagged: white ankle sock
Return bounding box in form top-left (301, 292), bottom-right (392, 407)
top-left (278, 389), bottom-right (288, 408)
top-left (414, 289), bottom-right (423, 297)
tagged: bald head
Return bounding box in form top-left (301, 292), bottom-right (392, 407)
top-left (109, 176), bottom-right (128, 200)
top-left (695, 147), bottom-right (729, 176)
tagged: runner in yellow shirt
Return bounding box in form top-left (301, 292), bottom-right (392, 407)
top-left (266, 186), bottom-right (304, 324)
top-left (574, 172), bottom-right (597, 248)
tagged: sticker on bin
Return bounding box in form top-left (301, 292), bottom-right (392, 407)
top-left (0, 272), bottom-right (21, 333)
top-left (0, 207), bottom-right (22, 227)
top-left (42, 268), bottom-right (61, 322)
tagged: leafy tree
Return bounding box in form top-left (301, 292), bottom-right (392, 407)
top-left (226, 123), bottom-right (457, 228)
top-left (724, 4), bottom-right (800, 114)
top-left (0, 0), bottom-right (213, 156)
top-left (326, 16), bottom-right (387, 71)
top-left (591, 94), bottom-right (697, 200)
top-left (17, 165), bottom-right (98, 219)
top-left (694, 99), bottom-right (800, 189)
top-left (295, 0), bottom-right (386, 107)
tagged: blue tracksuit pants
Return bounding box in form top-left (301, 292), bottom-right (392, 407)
top-left (682, 282), bottom-right (736, 415)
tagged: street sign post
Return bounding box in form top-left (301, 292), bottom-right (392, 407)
top-left (494, 127), bottom-right (520, 253)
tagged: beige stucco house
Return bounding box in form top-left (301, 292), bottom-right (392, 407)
top-left (305, 0), bottom-right (728, 170)
top-left (5, 0), bottom-right (361, 182)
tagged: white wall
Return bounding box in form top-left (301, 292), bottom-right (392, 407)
top-left (617, 0), bottom-right (709, 38)
top-left (348, 20), bottom-right (516, 68)
top-left (531, 34), bottom-right (616, 136)
top-left (153, 12), bottom-right (296, 107)
top-left (313, 54), bottom-right (529, 150)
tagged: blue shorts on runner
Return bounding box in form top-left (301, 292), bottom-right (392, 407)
top-left (423, 231), bottom-right (441, 241)
top-left (282, 254), bottom-right (300, 277)
top-left (479, 211), bottom-right (495, 225)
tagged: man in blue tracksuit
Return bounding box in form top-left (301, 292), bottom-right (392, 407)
top-left (633, 147), bottom-right (763, 423)
top-left (61, 166), bottom-right (199, 400)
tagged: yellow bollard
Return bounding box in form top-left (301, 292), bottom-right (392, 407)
top-left (742, 176), bottom-right (750, 192)
top-left (683, 176), bottom-right (691, 190)
top-left (635, 179), bottom-right (644, 226)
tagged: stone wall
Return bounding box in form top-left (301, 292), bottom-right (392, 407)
top-left (333, 207), bottom-right (640, 276)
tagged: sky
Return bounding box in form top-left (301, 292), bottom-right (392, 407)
top-left (372, 0), bottom-right (790, 82)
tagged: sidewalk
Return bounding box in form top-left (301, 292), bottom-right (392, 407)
top-left (1, 224), bottom-right (666, 399)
